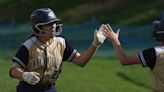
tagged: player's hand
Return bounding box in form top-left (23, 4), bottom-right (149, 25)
top-left (22, 72), bottom-right (40, 85)
top-left (103, 24), bottom-right (120, 42)
top-left (92, 24), bottom-right (107, 47)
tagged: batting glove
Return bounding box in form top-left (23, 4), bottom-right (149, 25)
top-left (92, 24), bottom-right (106, 47)
top-left (22, 72), bottom-right (40, 85)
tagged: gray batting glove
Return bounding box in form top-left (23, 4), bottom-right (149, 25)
top-left (92, 24), bottom-right (106, 47)
top-left (22, 72), bottom-right (40, 85)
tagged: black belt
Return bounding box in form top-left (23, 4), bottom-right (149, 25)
top-left (20, 81), bottom-right (55, 88)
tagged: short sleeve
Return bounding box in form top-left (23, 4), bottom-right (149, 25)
top-left (12, 45), bottom-right (29, 68)
top-left (62, 40), bottom-right (77, 62)
top-left (138, 48), bottom-right (156, 69)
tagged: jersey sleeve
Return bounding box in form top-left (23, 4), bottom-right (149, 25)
top-left (62, 39), bottom-right (77, 62)
top-left (138, 48), bottom-right (156, 69)
top-left (12, 45), bottom-right (29, 68)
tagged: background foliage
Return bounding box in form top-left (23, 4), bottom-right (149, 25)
top-left (0, 0), bottom-right (163, 25)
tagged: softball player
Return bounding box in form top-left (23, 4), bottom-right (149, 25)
top-left (102, 21), bottom-right (164, 92)
top-left (9, 8), bottom-right (106, 92)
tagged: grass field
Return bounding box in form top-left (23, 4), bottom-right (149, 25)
top-left (0, 57), bottom-right (152, 92)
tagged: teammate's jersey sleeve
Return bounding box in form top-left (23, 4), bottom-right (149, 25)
top-left (62, 39), bottom-right (77, 62)
top-left (12, 45), bottom-right (29, 68)
top-left (138, 48), bottom-right (156, 69)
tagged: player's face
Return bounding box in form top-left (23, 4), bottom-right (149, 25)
top-left (40, 22), bottom-right (57, 37)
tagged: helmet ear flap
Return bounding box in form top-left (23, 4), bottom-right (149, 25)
top-left (153, 30), bottom-right (164, 41)
top-left (56, 24), bottom-right (61, 32)
top-left (153, 21), bottom-right (159, 37)
top-left (153, 29), bottom-right (157, 38)
top-left (55, 24), bottom-right (63, 35)
top-left (32, 26), bottom-right (40, 35)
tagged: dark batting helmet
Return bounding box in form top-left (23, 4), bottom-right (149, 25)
top-left (153, 19), bottom-right (164, 41)
top-left (30, 8), bottom-right (62, 36)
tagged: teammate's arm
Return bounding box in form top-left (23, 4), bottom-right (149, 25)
top-left (102, 24), bottom-right (141, 65)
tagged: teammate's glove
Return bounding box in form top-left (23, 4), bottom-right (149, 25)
top-left (92, 24), bottom-right (106, 47)
top-left (22, 72), bottom-right (40, 85)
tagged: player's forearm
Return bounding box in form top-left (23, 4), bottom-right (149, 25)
top-left (111, 40), bottom-right (129, 65)
top-left (82, 44), bottom-right (98, 60)
top-left (73, 45), bottom-right (98, 67)
top-left (10, 67), bottom-right (24, 80)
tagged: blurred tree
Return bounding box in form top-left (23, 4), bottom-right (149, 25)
top-left (0, 0), bottom-right (163, 25)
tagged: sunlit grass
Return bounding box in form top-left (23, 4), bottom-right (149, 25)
top-left (0, 57), bottom-right (152, 92)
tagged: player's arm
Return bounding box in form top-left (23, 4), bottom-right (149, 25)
top-left (10, 45), bottom-right (40, 85)
top-left (72, 24), bottom-right (107, 67)
top-left (10, 45), bottom-right (28, 80)
top-left (111, 42), bottom-right (141, 65)
top-left (10, 65), bottom-right (40, 85)
top-left (71, 45), bottom-right (98, 67)
top-left (68, 24), bottom-right (107, 67)
top-left (102, 24), bottom-right (141, 65)
top-left (10, 64), bottom-right (24, 80)
top-left (62, 40), bottom-right (98, 67)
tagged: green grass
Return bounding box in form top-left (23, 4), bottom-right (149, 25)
top-left (0, 59), bottom-right (17, 92)
top-left (0, 57), bottom-right (152, 92)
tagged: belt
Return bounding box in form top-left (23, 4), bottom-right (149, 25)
top-left (20, 81), bottom-right (55, 88)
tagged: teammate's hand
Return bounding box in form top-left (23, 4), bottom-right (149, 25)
top-left (92, 24), bottom-right (106, 47)
top-left (22, 72), bottom-right (40, 85)
top-left (102, 23), bottom-right (120, 45)
top-left (103, 24), bottom-right (120, 41)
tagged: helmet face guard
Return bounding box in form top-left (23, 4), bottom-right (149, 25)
top-left (153, 20), bottom-right (164, 41)
top-left (36, 23), bottom-right (63, 37)
top-left (30, 8), bottom-right (62, 36)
